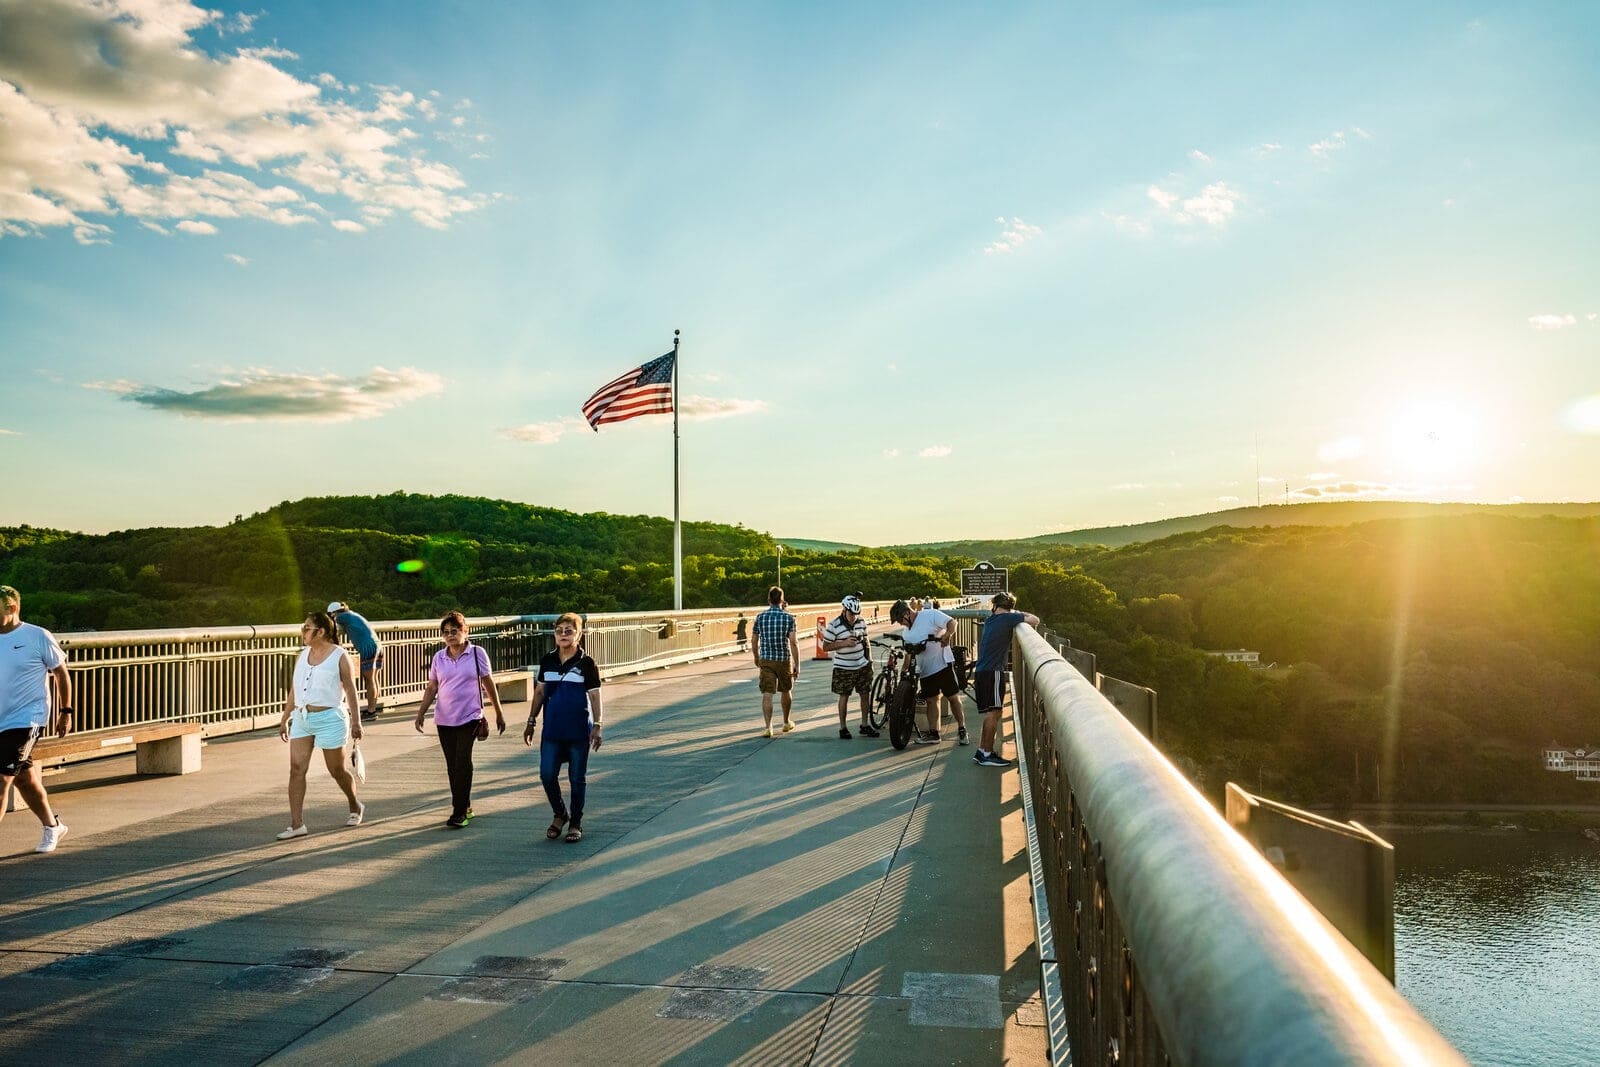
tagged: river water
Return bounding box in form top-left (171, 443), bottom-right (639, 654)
top-left (1391, 828), bottom-right (1600, 1066)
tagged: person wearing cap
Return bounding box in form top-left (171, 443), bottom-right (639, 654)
top-left (971, 592), bottom-right (1038, 768)
top-left (327, 601), bottom-right (384, 721)
top-left (751, 586), bottom-right (800, 738)
top-left (0, 585), bottom-right (73, 854)
top-left (820, 595), bottom-right (878, 739)
top-left (889, 597), bottom-right (970, 746)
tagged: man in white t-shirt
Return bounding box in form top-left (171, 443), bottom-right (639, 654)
top-left (0, 585), bottom-right (73, 853)
top-left (889, 598), bottom-right (969, 746)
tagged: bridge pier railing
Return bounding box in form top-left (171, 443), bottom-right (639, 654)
top-left (952, 612), bottom-right (1464, 1066)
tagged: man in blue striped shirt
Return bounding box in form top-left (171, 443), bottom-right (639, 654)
top-left (751, 586), bottom-right (799, 738)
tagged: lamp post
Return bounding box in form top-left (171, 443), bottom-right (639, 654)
top-left (776, 543), bottom-right (784, 590)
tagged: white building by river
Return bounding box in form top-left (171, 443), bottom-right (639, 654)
top-left (1543, 746), bottom-right (1600, 782)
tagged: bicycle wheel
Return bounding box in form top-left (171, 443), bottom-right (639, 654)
top-left (889, 673), bottom-right (918, 750)
top-left (868, 670), bottom-right (893, 731)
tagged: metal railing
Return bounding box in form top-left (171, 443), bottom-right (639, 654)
top-left (54, 601), bottom-right (899, 743)
top-left (997, 619), bottom-right (1465, 1066)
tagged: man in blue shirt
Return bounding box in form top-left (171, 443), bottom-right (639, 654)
top-left (751, 586), bottom-right (799, 738)
top-left (328, 601), bottom-right (384, 721)
top-left (0, 585), bottom-right (74, 852)
top-left (971, 592), bottom-right (1038, 768)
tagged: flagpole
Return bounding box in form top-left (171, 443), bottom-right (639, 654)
top-left (672, 328), bottom-right (682, 611)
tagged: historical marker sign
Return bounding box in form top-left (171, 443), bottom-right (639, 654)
top-left (960, 561), bottom-right (1009, 597)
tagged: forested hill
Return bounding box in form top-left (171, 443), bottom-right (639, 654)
top-left (894, 500), bottom-right (1600, 554)
top-left (0, 493), bottom-right (955, 632)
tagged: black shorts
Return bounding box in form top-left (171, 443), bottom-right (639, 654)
top-left (974, 670), bottom-right (1008, 712)
top-left (918, 666), bottom-right (960, 699)
top-left (0, 726), bottom-right (43, 776)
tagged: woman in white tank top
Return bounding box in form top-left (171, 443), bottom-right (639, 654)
top-left (275, 610), bottom-right (365, 840)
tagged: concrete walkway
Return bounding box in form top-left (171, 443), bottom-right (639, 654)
top-left (0, 653), bottom-right (1046, 1065)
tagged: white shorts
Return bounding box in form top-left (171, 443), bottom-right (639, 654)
top-left (290, 708), bottom-right (349, 749)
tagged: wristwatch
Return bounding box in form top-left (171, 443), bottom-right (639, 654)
top-left (58, 706), bottom-right (74, 715)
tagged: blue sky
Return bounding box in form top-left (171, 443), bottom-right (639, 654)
top-left (2, 1), bottom-right (1597, 544)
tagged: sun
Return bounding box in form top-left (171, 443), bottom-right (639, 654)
top-left (1388, 398), bottom-right (1481, 477)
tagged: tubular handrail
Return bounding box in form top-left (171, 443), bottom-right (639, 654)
top-left (1011, 623), bottom-right (1464, 1065)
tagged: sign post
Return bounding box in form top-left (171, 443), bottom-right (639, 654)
top-left (960, 561), bottom-right (1009, 599)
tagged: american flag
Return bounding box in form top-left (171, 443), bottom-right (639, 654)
top-left (581, 352), bottom-right (676, 430)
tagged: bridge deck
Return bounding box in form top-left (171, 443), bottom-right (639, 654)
top-left (0, 653), bottom-right (1045, 1065)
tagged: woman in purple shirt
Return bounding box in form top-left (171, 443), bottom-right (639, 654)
top-left (414, 611), bottom-right (506, 828)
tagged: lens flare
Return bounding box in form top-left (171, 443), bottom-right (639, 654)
top-left (395, 559), bottom-right (426, 573)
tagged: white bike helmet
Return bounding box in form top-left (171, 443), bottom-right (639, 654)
top-left (841, 595), bottom-right (863, 615)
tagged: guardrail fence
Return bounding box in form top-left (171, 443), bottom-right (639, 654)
top-left (55, 601), bottom-right (899, 741)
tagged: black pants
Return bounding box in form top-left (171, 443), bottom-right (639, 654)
top-left (436, 721), bottom-right (481, 818)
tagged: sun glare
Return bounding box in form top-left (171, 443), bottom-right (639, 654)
top-left (1388, 398), bottom-right (1481, 476)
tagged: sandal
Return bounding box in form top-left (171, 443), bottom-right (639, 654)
top-left (546, 817), bottom-right (568, 840)
top-left (564, 825), bottom-right (583, 843)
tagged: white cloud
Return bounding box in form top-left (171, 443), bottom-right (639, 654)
top-left (224, 252), bottom-right (247, 265)
top-left (1110, 482), bottom-right (1147, 491)
top-left (1146, 186), bottom-right (1178, 211)
top-left (679, 395), bottom-right (768, 420)
top-left (176, 219), bottom-right (217, 234)
top-left (1254, 142), bottom-right (1283, 157)
top-left (0, 427), bottom-right (18, 436)
top-left (1304, 471), bottom-right (1341, 482)
top-left (504, 416), bottom-right (586, 444)
top-left (1529, 313), bottom-right (1577, 330)
top-left (1316, 435), bottom-right (1363, 463)
top-left (0, 0), bottom-right (488, 241)
top-left (1216, 495), bottom-right (1240, 504)
top-left (1564, 396), bottom-right (1600, 434)
top-left (331, 219), bottom-right (366, 233)
top-left (1189, 149), bottom-right (1212, 164)
top-left (918, 445), bottom-right (952, 459)
top-left (1145, 181), bottom-right (1241, 228)
top-left (1310, 131), bottom-right (1348, 158)
top-left (882, 448), bottom-right (900, 459)
top-left (984, 216), bottom-right (1042, 255)
top-left (87, 366), bottom-right (443, 422)
top-left (1181, 182), bottom-right (1240, 226)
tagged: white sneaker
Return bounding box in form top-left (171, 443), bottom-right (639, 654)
top-left (35, 820), bottom-right (67, 853)
top-left (346, 803), bottom-right (365, 827)
top-left (276, 825), bottom-right (308, 840)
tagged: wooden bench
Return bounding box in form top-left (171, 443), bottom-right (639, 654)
top-left (30, 722), bottom-right (205, 776)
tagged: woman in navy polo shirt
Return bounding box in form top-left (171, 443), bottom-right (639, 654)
top-left (522, 612), bottom-right (604, 842)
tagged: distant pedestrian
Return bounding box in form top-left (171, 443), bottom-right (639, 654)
top-left (328, 601), bottom-right (384, 721)
top-left (821, 595), bottom-right (877, 738)
top-left (971, 592), bottom-right (1038, 768)
top-left (890, 598), bottom-right (970, 745)
top-left (0, 586), bottom-right (73, 854)
top-left (277, 611), bottom-right (364, 839)
top-left (523, 613), bottom-right (603, 843)
top-left (414, 612), bottom-right (506, 828)
top-left (735, 612), bottom-right (749, 652)
top-left (752, 586), bottom-right (800, 737)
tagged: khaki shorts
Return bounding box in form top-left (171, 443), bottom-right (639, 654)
top-left (830, 665), bottom-right (873, 696)
top-left (758, 659), bottom-right (793, 694)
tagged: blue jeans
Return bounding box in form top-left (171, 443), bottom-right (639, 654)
top-left (540, 737), bottom-right (590, 826)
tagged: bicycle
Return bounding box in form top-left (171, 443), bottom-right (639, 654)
top-left (868, 635), bottom-right (927, 750)
top-left (866, 636), bottom-right (904, 733)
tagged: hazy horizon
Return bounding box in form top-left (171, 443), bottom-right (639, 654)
top-left (4, 2), bottom-right (1597, 543)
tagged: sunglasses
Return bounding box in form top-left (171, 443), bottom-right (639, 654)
top-left (554, 627), bottom-right (579, 636)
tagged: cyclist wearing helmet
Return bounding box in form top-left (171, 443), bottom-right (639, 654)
top-left (821, 595), bottom-right (878, 739)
